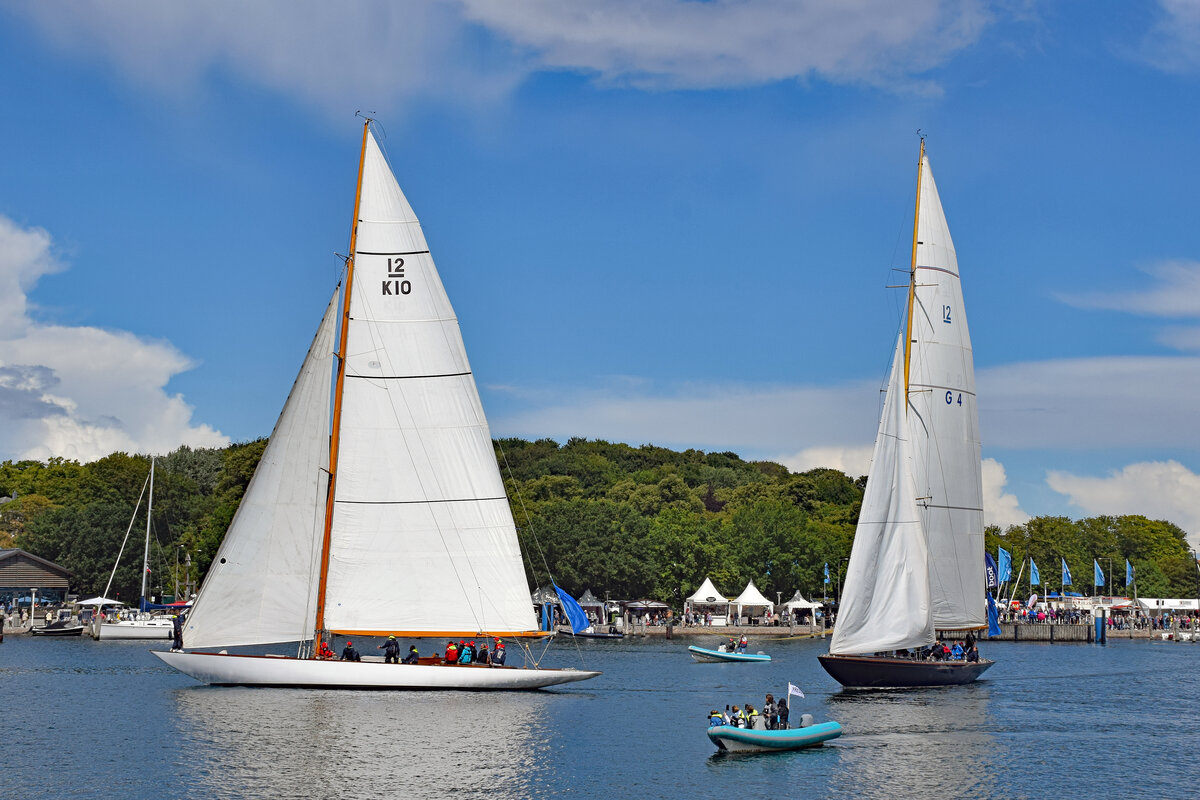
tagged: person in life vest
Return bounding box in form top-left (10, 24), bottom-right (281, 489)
top-left (379, 634), bottom-right (401, 664)
top-left (340, 641), bottom-right (361, 662)
top-left (747, 703), bottom-right (766, 730)
top-left (491, 638), bottom-right (506, 666)
top-left (445, 640), bottom-right (459, 663)
top-left (738, 635), bottom-right (748, 653)
top-left (317, 641), bottom-right (335, 660)
top-left (458, 640), bottom-right (475, 664)
top-left (730, 705), bottom-right (746, 728)
top-left (708, 710), bottom-right (725, 728)
top-left (402, 644), bottom-right (419, 664)
top-left (474, 641), bottom-right (490, 664)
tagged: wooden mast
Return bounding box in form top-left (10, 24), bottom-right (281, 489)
top-left (314, 119), bottom-right (371, 654)
top-left (903, 137), bottom-right (925, 408)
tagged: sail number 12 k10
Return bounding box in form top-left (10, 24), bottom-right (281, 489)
top-left (383, 258), bottom-right (412, 295)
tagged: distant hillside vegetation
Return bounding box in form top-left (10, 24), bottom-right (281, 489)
top-left (1, 438), bottom-right (1194, 602)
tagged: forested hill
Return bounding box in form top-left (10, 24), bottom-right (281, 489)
top-left (1, 438), bottom-right (1195, 603)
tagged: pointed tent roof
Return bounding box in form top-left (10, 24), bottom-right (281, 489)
top-left (783, 589), bottom-right (821, 610)
top-left (732, 580), bottom-right (774, 608)
top-left (577, 589), bottom-right (603, 608)
top-left (686, 577), bottom-right (729, 604)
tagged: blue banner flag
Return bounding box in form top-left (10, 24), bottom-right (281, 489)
top-left (984, 553), bottom-right (998, 590)
top-left (1030, 558), bottom-right (1040, 586)
top-left (1094, 559), bottom-right (1105, 587)
top-left (998, 547), bottom-right (1012, 582)
top-left (987, 592), bottom-right (1001, 637)
top-left (1126, 559), bottom-right (1133, 586)
top-left (1061, 558), bottom-right (1073, 587)
top-left (554, 584), bottom-right (591, 634)
top-left (824, 563), bottom-right (830, 585)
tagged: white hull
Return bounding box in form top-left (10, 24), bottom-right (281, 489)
top-left (96, 621), bottom-right (173, 640)
top-left (153, 650), bottom-right (600, 690)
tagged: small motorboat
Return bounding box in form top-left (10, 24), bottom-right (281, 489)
top-left (708, 719), bottom-right (842, 753)
top-left (31, 612), bottom-right (86, 637)
top-left (688, 645), bottom-right (771, 663)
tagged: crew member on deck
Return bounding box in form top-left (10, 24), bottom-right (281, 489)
top-left (474, 641), bottom-right (490, 664)
top-left (445, 640), bottom-right (459, 663)
top-left (171, 614), bottom-right (184, 651)
top-left (402, 644), bottom-right (420, 664)
top-left (317, 641), bottom-right (334, 659)
top-left (491, 639), bottom-right (506, 666)
top-left (340, 641), bottom-right (361, 661)
top-left (458, 640), bottom-right (475, 664)
top-left (379, 635), bottom-right (401, 664)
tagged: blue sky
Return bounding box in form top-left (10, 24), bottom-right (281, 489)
top-left (1, 1), bottom-right (1199, 545)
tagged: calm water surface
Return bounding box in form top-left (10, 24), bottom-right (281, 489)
top-left (1, 634), bottom-right (1197, 799)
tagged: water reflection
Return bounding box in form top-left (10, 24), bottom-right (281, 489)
top-left (171, 687), bottom-right (557, 799)
top-left (826, 684), bottom-right (997, 798)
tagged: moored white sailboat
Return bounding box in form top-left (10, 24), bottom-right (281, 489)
top-left (154, 121), bottom-right (598, 690)
top-left (818, 141), bottom-right (993, 688)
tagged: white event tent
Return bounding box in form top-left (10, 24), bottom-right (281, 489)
top-left (732, 580), bottom-right (774, 623)
top-left (684, 577), bottom-right (730, 625)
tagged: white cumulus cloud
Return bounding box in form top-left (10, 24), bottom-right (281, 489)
top-left (982, 457), bottom-right (1028, 529)
top-left (0, 214), bottom-right (228, 462)
top-left (1058, 260), bottom-right (1200, 318)
top-left (4, 0), bottom-right (991, 121)
top-left (776, 445), bottom-right (874, 478)
top-left (1047, 460), bottom-right (1200, 549)
top-left (1135, 0), bottom-right (1200, 74)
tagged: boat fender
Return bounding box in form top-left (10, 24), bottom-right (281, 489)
top-left (799, 714), bottom-right (813, 728)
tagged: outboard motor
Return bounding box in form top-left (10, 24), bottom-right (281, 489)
top-left (799, 713), bottom-right (814, 728)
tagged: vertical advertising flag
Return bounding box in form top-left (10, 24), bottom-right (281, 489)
top-left (987, 592), bottom-right (1001, 637)
top-left (998, 547), bottom-right (1012, 583)
top-left (1061, 558), bottom-right (1073, 587)
top-left (1094, 560), bottom-right (1105, 588)
top-left (824, 563), bottom-right (830, 585)
top-left (1030, 558), bottom-right (1040, 586)
top-left (1126, 559), bottom-right (1133, 587)
top-left (984, 553), bottom-right (998, 590)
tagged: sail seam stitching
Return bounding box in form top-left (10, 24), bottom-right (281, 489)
top-left (335, 497), bottom-right (508, 505)
top-left (345, 371), bottom-right (472, 380)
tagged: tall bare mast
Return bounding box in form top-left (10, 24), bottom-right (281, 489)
top-left (314, 119), bottom-right (371, 651)
top-left (140, 457), bottom-right (155, 608)
top-left (903, 137), bottom-right (925, 407)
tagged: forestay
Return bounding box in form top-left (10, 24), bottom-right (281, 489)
top-left (323, 132), bottom-right (538, 637)
top-left (184, 293), bottom-right (338, 649)
top-left (906, 157), bottom-right (985, 630)
top-left (830, 336), bottom-right (934, 655)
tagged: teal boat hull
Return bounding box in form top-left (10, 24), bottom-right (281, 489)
top-left (708, 721), bottom-right (842, 753)
top-left (688, 645), bottom-right (771, 663)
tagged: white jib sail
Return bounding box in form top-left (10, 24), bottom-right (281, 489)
top-left (323, 131), bottom-right (538, 636)
top-left (184, 292), bottom-right (338, 649)
top-left (907, 156), bottom-right (985, 630)
top-left (830, 335), bottom-right (934, 655)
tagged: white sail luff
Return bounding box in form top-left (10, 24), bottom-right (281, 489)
top-left (830, 335), bottom-right (935, 655)
top-left (908, 156), bottom-right (985, 630)
top-left (184, 292), bottom-right (338, 649)
top-left (323, 131), bottom-right (538, 635)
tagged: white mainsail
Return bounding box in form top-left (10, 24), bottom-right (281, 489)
top-left (184, 293), bottom-right (338, 649)
top-left (322, 131), bottom-right (538, 636)
top-left (830, 336), bottom-right (934, 655)
top-left (907, 156), bottom-right (985, 630)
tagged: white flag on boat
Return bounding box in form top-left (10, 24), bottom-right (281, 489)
top-left (788, 682), bottom-right (805, 699)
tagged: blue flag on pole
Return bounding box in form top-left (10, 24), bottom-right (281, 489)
top-left (1061, 558), bottom-right (1073, 587)
top-left (554, 584), bottom-right (590, 634)
top-left (987, 592), bottom-right (1001, 637)
top-left (984, 553), bottom-right (998, 590)
top-left (1094, 560), bottom-right (1105, 587)
top-left (824, 563), bottom-right (830, 585)
top-left (1030, 558), bottom-right (1040, 586)
top-left (998, 547), bottom-right (1012, 583)
top-left (1126, 559), bottom-right (1133, 586)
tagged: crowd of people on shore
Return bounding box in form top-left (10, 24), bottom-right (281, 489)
top-left (318, 636), bottom-right (507, 666)
top-left (708, 694), bottom-right (791, 730)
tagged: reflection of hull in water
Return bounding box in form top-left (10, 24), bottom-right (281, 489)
top-left (708, 721), bottom-right (842, 753)
top-left (818, 654), bottom-right (993, 688)
top-left (154, 650), bottom-right (599, 690)
top-left (688, 645), bottom-right (770, 663)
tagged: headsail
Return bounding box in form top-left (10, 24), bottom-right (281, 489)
top-left (830, 335), bottom-right (934, 655)
top-left (906, 155), bottom-right (986, 630)
top-left (322, 131), bottom-right (538, 637)
top-left (185, 292), bottom-right (338, 649)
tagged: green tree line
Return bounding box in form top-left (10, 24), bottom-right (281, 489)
top-left (1, 437), bottom-right (1196, 604)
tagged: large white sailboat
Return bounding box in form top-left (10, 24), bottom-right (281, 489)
top-left (818, 141), bottom-right (993, 688)
top-left (154, 121), bottom-right (598, 690)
